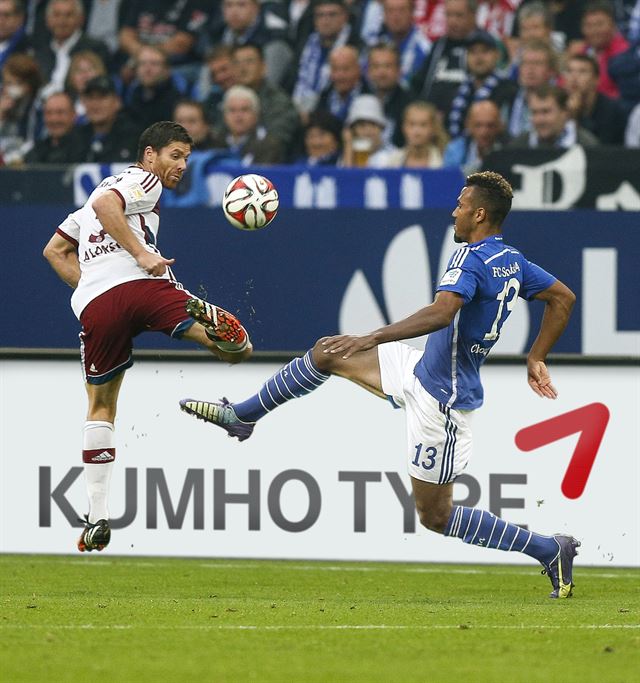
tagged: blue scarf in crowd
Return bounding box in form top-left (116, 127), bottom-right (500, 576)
top-left (448, 72), bottom-right (501, 137)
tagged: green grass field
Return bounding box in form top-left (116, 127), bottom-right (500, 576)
top-left (1, 555), bottom-right (638, 683)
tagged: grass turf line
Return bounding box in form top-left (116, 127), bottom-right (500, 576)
top-left (1, 555), bottom-right (638, 683)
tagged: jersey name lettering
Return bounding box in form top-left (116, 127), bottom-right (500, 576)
top-left (492, 262), bottom-right (520, 278)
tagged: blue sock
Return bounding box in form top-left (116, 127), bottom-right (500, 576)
top-left (444, 506), bottom-right (558, 565)
top-left (232, 350), bottom-right (330, 422)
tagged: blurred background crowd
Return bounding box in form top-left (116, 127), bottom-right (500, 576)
top-left (0, 0), bottom-right (639, 173)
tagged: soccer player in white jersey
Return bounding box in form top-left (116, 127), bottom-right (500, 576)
top-left (180, 171), bottom-right (582, 599)
top-left (43, 121), bottom-right (252, 553)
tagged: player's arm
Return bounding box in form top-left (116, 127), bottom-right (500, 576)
top-left (526, 279), bottom-right (576, 399)
top-left (322, 291), bottom-right (464, 359)
top-left (43, 232), bottom-right (80, 289)
top-left (91, 190), bottom-right (174, 276)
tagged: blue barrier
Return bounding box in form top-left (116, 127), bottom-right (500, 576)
top-left (5, 206), bottom-right (638, 355)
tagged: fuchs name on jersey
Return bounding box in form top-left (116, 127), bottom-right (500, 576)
top-left (491, 262), bottom-right (521, 278)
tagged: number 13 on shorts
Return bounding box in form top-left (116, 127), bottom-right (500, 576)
top-left (412, 443), bottom-right (437, 470)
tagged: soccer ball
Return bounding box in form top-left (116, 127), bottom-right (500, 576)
top-left (222, 174), bottom-right (279, 230)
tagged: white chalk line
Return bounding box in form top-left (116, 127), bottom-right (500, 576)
top-left (1, 624), bottom-right (638, 631)
top-left (45, 559), bottom-right (639, 580)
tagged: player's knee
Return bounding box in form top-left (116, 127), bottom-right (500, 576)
top-left (311, 338), bottom-right (334, 373)
top-left (415, 502), bottom-right (451, 535)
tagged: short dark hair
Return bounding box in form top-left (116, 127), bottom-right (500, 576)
top-left (567, 52), bottom-right (600, 77)
top-left (466, 171), bottom-right (513, 227)
top-left (232, 42), bottom-right (263, 59)
top-left (582, 0), bottom-right (615, 21)
top-left (528, 83), bottom-right (569, 110)
top-left (137, 121), bottom-right (192, 161)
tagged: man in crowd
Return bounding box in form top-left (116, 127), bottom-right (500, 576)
top-left (443, 98), bottom-right (509, 173)
top-left (25, 89), bottom-right (76, 162)
top-left (315, 44), bottom-right (368, 122)
top-left (366, 42), bottom-right (413, 146)
top-left (410, 0), bottom-right (479, 116)
top-left (564, 52), bottom-right (628, 143)
top-left (210, 84), bottom-right (283, 164)
top-left (69, 74), bottom-right (139, 162)
top-left (0, 0), bottom-right (30, 70)
top-left (509, 83), bottom-right (599, 148)
top-left (231, 42), bottom-right (301, 149)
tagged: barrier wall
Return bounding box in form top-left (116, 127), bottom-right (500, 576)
top-left (1, 359), bottom-right (638, 566)
top-left (3, 206), bottom-right (638, 354)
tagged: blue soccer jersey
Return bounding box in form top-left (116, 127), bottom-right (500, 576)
top-left (414, 235), bottom-right (556, 410)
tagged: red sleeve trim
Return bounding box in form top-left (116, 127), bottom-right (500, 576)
top-left (56, 228), bottom-right (78, 248)
top-left (109, 188), bottom-right (126, 209)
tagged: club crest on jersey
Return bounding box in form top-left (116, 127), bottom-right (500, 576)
top-left (439, 268), bottom-right (462, 286)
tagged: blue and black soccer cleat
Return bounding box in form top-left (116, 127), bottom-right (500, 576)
top-left (179, 397), bottom-right (255, 442)
top-left (541, 534), bottom-right (581, 598)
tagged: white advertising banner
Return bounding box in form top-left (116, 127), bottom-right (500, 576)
top-left (1, 359), bottom-right (638, 567)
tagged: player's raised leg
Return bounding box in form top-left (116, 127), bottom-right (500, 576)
top-left (179, 336), bottom-right (384, 440)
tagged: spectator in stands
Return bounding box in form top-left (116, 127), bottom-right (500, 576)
top-left (368, 0), bottom-right (431, 86)
top-left (443, 99), bottom-right (508, 173)
top-left (34, 0), bottom-right (109, 98)
top-left (64, 49), bottom-right (107, 121)
top-left (84, 0), bottom-right (125, 56)
top-left (410, 0), bottom-right (479, 117)
top-left (506, 39), bottom-right (558, 137)
top-left (564, 52), bottom-right (628, 143)
top-left (625, 0), bottom-right (640, 41)
top-left (510, 83), bottom-right (599, 147)
top-left (68, 74), bottom-right (139, 161)
top-left (625, 100), bottom-right (640, 145)
top-left (607, 40), bottom-right (640, 113)
top-left (579, 0), bottom-right (629, 98)
top-left (298, 109), bottom-right (343, 164)
top-left (118, 0), bottom-right (201, 79)
top-left (126, 45), bottom-right (182, 131)
top-left (383, 100), bottom-right (448, 166)
top-left (173, 99), bottom-right (217, 151)
top-left (195, 45), bottom-right (236, 129)
top-left (209, 0), bottom-right (292, 86)
top-left (446, 29), bottom-right (517, 138)
top-left (515, 1), bottom-right (565, 53)
top-left (365, 42), bottom-right (412, 146)
top-left (231, 42), bottom-right (301, 149)
top-left (0, 0), bottom-right (30, 70)
top-left (414, 0), bottom-right (447, 42)
top-left (341, 92), bottom-right (399, 166)
top-left (549, 0), bottom-right (588, 51)
top-left (210, 84), bottom-right (283, 164)
top-left (315, 44), bottom-right (368, 122)
top-left (0, 52), bottom-right (42, 164)
top-left (286, 0), bottom-right (315, 55)
top-left (290, 0), bottom-right (361, 119)
top-left (24, 89), bottom-right (76, 162)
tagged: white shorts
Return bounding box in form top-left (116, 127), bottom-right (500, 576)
top-left (378, 342), bottom-right (474, 485)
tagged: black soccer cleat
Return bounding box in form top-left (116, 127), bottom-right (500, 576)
top-left (77, 515), bottom-right (111, 552)
top-left (541, 534), bottom-right (581, 598)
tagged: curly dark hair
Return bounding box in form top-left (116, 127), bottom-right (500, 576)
top-left (466, 171), bottom-right (514, 227)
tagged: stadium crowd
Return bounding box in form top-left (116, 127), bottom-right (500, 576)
top-left (0, 0), bottom-right (639, 172)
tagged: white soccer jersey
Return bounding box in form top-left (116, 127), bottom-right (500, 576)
top-left (56, 166), bottom-right (168, 318)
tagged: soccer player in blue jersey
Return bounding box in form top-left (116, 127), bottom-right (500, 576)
top-left (180, 171), bottom-right (580, 598)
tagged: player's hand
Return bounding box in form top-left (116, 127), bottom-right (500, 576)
top-left (321, 334), bottom-right (377, 359)
top-left (527, 359), bottom-right (557, 399)
top-left (136, 251), bottom-right (175, 276)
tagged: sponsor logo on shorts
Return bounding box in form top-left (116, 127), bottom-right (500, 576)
top-left (470, 344), bottom-right (491, 355)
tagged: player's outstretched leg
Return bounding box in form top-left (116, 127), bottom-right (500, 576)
top-left (186, 297), bottom-right (249, 352)
top-left (180, 348), bottom-right (331, 440)
top-left (77, 515), bottom-right (111, 552)
top-left (443, 506), bottom-right (580, 598)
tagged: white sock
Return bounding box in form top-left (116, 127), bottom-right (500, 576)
top-left (82, 421), bottom-right (115, 524)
